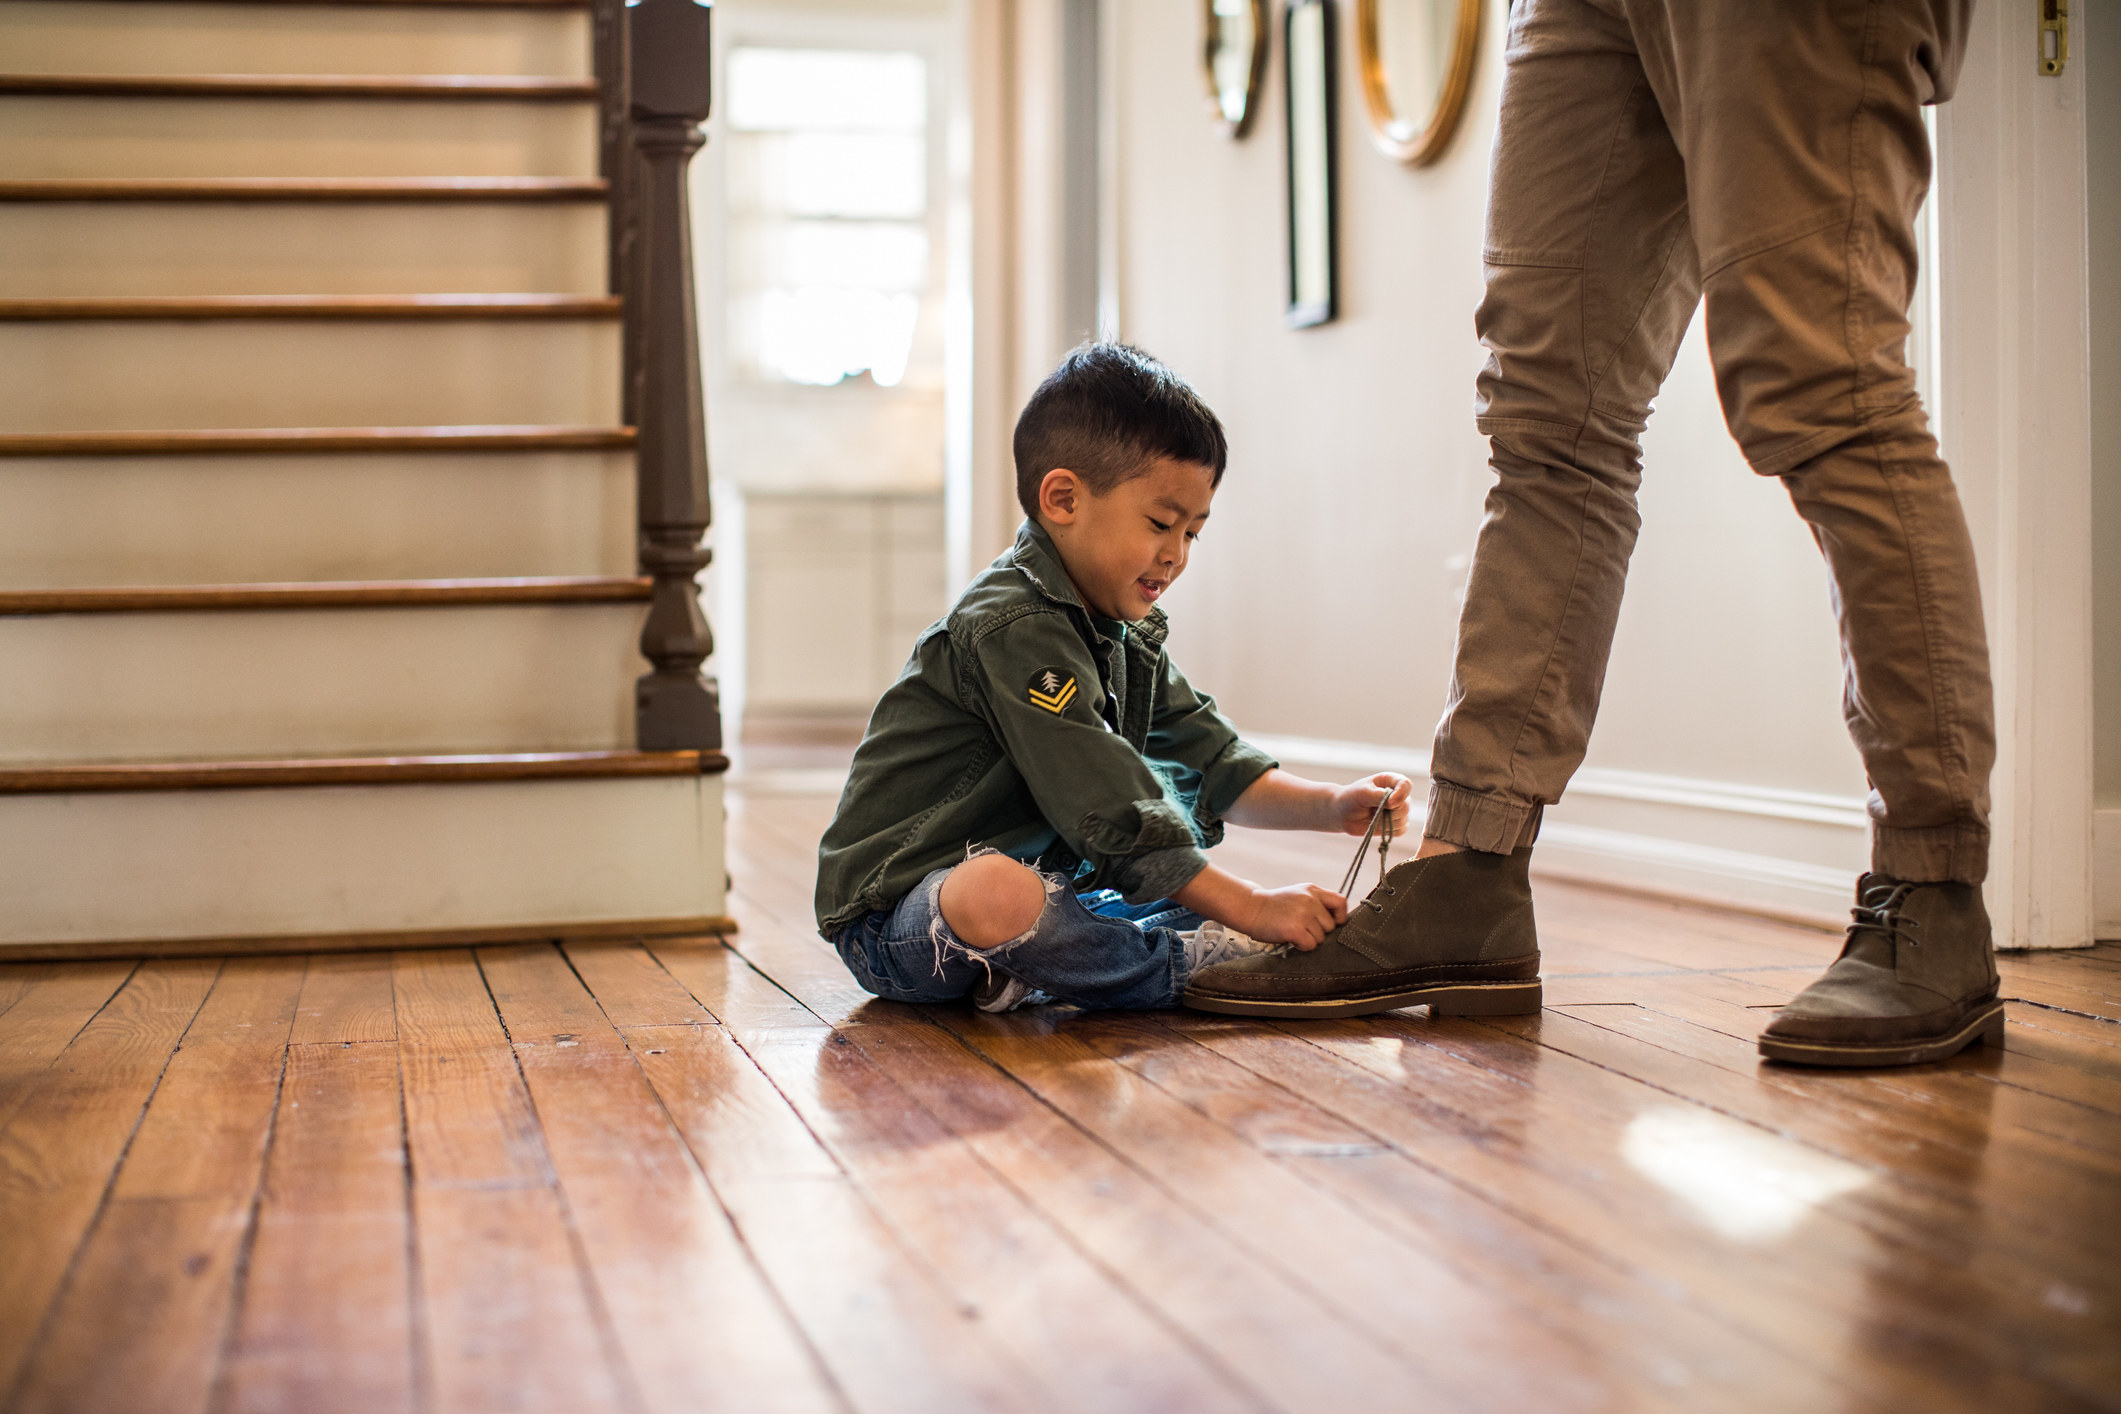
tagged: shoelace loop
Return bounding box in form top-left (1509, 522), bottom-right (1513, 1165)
top-left (1342, 795), bottom-right (1395, 913)
top-left (1849, 881), bottom-right (1922, 951)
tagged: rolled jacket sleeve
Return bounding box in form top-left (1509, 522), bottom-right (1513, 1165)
top-left (1148, 653), bottom-right (1279, 832)
top-left (963, 611), bottom-right (1211, 901)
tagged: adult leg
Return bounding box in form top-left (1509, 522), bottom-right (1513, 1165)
top-left (1627, 0), bottom-right (1998, 1064)
top-left (1186, 0), bottom-right (1695, 1018)
top-left (1426, 0), bottom-right (1702, 852)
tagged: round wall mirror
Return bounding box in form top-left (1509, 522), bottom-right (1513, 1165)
top-left (1203, 0), bottom-right (1268, 138)
top-left (1356, 0), bottom-right (1481, 166)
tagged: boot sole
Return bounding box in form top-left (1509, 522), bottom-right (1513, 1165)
top-left (1182, 978), bottom-right (1543, 1020)
top-left (1756, 999), bottom-right (2006, 1068)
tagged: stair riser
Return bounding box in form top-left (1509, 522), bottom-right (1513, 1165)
top-left (0, 774), bottom-right (724, 946)
top-left (0, 97), bottom-right (597, 180)
top-left (0, 202), bottom-right (607, 297)
top-left (0, 450), bottom-right (635, 587)
top-left (0, 602), bottom-right (648, 762)
top-left (0, 319), bottom-right (621, 431)
top-left (0, 2), bottom-right (591, 80)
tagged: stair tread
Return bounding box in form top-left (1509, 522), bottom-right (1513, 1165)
top-left (87, 0), bottom-right (596, 7)
top-left (0, 176), bottom-right (608, 202)
top-left (0, 425), bottom-right (636, 456)
top-left (0, 750), bottom-right (730, 793)
top-left (0, 576), bottom-right (652, 614)
top-left (0, 293), bottom-right (621, 320)
top-left (59, 0), bottom-right (596, 8)
top-left (0, 73), bottom-right (597, 100)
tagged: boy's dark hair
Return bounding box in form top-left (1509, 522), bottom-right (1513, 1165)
top-left (1013, 342), bottom-right (1228, 519)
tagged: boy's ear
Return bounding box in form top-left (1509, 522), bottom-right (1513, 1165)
top-left (1037, 468), bottom-right (1083, 524)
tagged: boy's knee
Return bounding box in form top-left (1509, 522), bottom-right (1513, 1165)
top-left (939, 855), bottom-right (1047, 949)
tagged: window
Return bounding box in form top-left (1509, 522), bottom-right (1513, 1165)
top-left (724, 48), bottom-right (932, 389)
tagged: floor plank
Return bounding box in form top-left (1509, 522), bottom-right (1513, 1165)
top-left (1254, 1008), bottom-right (2092, 1411)
top-left (1502, 1005), bottom-right (2121, 1276)
top-left (933, 1006), bottom-right (1687, 1414)
top-left (414, 1188), bottom-right (628, 1414)
top-left (831, 1017), bottom-right (1438, 1414)
top-left (287, 952), bottom-right (396, 1046)
top-left (575, 942), bottom-right (1060, 1414)
top-left (1089, 1011), bottom-right (1856, 1410)
top-left (477, 942), bottom-right (843, 1414)
top-left (0, 963), bottom-right (59, 1021)
top-left (1595, 968), bottom-right (2121, 1128)
top-left (214, 1040), bottom-right (415, 1414)
top-left (10, 958), bottom-right (306, 1414)
top-left (634, 989), bottom-right (1257, 1414)
top-left (2004, 951), bottom-right (2121, 1008)
top-left (391, 949), bottom-right (626, 1414)
top-left (392, 948), bottom-right (552, 1191)
top-left (563, 939), bottom-right (715, 1028)
top-left (0, 959), bottom-right (222, 1398)
top-left (0, 961), bottom-right (139, 1137)
top-left (710, 905), bottom-right (1475, 1412)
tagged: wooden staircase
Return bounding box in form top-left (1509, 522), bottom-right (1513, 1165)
top-left (0, 0), bottom-right (731, 957)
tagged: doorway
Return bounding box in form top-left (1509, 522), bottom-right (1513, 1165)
top-left (697, 3), bottom-right (954, 746)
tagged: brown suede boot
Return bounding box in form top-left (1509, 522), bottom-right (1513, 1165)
top-left (1181, 848), bottom-right (1542, 1018)
top-left (1757, 873), bottom-right (2004, 1067)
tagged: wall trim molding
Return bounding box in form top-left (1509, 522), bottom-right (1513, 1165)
top-left (1532, 824), bottom-right (1851, 931)
top-left (1243, 733), bottom-right (1870, 830)
top-left (1245, 732), bottom-right (1864, 927)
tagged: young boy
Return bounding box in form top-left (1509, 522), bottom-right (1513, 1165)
top-left (814, 343), bottom-right (1412, 1012)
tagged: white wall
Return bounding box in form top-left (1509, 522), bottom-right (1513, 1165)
top-left (1107, 0), bottom-right (1872, 919)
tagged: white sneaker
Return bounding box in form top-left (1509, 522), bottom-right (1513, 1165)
top-left (1181, 921), bottom-right (1283, 972)
top-left (971, 972), bottom-right (1051, 1013)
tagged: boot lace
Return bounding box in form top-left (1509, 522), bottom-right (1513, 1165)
top-left (1847, 879), bottom-right (1923, 954)
top-left (1343, 797), bottom-right (1396, 914)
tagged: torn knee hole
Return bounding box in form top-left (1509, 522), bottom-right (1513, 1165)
top-left (939, 852), bottom-right (1052, 949)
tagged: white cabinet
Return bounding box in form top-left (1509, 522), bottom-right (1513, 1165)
top-left (742, 491), bottom-right (946, 722)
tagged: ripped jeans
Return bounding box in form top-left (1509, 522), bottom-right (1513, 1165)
top-left (829, 860), bottom-right (1202, 1011)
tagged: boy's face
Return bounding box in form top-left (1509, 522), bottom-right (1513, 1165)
top-left (1037, 456), bottom-right (1218, 623)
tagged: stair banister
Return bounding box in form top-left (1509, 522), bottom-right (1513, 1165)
top-left (626, 0), bottom-right (723, 752)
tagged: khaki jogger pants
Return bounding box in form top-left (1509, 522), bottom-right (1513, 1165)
top-left (1426, 0), bottom-right (1995, 885)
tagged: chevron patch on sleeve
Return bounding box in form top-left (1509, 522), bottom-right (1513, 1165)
top-left (1026, 668), bottom-right (1078, 714)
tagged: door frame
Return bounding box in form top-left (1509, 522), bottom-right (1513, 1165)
top-left (1935, 0), bottom-right (2095, 948)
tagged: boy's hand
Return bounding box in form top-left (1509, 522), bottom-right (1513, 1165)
top-left (1244, 883), bottom-right (1348, 950)
top-left (1330, 773), bottom-right (1415, 838)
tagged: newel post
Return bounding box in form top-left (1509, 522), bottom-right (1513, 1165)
top-left (628, 0), bottom-right (722, 751)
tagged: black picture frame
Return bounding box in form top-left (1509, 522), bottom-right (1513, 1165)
top-left (1284, 0), bottom-right (1338, 328)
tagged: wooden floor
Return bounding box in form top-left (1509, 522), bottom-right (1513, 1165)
top-left (3, 781), bottom-right (2119, 1413)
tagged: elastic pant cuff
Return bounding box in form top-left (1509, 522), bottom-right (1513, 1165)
top-left (1873, 823), bottom-right (1989, 886)
top-left (1424, 782), bottom-right (1543, 854)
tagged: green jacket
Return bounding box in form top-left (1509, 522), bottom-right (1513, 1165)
top-left (814, 520), bottom-right (1277, 935)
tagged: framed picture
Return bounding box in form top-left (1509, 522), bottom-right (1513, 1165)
top-left (1284, 0), bottom-right (1338, 327)
top-left (1355, 0), bottom-right (1483, 166)
top-left (1203, 0), bottom-right (1270, 138)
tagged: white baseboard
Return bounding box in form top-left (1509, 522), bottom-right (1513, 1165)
top-left (2097, 808), bottom-right (2121, 941)
top-left (1532, 824), bottom-right (1853, 928)
top-left (1245, 732), bottom-right (1863, 927)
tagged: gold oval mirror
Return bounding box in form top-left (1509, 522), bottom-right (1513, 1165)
top-left (1356, 0), bottom-right (1480, 166)
top-left (1202, 0), bottom-right (1268, 138)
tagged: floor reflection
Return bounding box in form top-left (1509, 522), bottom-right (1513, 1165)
top-left (1620, 1104), bottom-right (1872, 1242)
